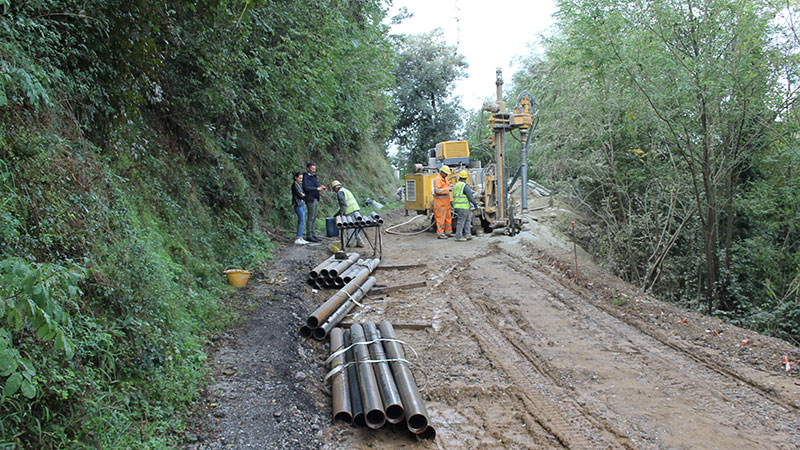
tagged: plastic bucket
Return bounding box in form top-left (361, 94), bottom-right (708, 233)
top-left (326, 217), bottom-right (339, 237)
top-left (223, 270), bottom-right (251, 288)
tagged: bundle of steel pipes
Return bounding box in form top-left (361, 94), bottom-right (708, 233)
top-left (306, 253), bottom-right (366, 289)
top-left (334, 211), bottom-right (383, 229)
top-left (300, 258), bottom-right (380, 340)
top-left (328, 321), bottom-right (435, 439)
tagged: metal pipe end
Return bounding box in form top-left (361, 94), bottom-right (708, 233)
top-left (365, 409), bottom-right (386, 430)
top-left (407, 413), bottom-right (428, 434)
top-left (299, 325), bottom-right (312, 338)
top-left (312, 327), bottom-right (327, 341)
top-left (352, 412), bottom-right (366, 428)
top-left (307, 317), bottom-right (320, 329)
top-left (417, 424), bottom-right (436, 440)
top-left (334, 411), bottom-right (352, 424)
top-left (385, 405), bottom-right (404, 424)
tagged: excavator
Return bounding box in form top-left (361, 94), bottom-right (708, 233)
top-left (403, 69), bottom-right (537, 236)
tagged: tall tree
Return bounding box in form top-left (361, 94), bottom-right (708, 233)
top-left (391, 30), bottom-right (468, 170)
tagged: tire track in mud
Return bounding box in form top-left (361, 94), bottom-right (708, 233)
top-left (441, 260), bottom-right (632, 449)
top-left (496, 249), bottom-right (800, 414)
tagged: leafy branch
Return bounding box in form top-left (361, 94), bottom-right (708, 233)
top-left (0, 257), bottom-right (86, 401)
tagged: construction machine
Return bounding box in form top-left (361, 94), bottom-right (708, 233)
top-left (403, 69), bottom-right (537, 236)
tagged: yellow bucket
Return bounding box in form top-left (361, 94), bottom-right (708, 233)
top-left (223, 269), bottom-right (251, 288)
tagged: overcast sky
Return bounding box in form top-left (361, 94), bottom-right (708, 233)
top-left (386, 0), bottom-right (557, 112)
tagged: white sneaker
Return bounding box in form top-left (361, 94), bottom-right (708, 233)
top-left (295, 238), bottom-right (308, 245)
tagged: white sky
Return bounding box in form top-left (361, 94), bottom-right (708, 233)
top-left (387, 0), bottom-right (557, 112)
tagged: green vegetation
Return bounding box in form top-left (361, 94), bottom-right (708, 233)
top-left (512, 0), bottom-right (800, 340)
top-left (1, 0), bottom-right (396, 447)
top-left (391, 29), bottom-right (468, 172)
top-left (2, 0), bottom-right (798, 446)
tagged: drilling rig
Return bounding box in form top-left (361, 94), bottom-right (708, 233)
top-left (403, 69), bottom-right (537, 236)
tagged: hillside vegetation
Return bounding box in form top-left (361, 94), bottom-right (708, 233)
top-left (0, 1), bottom-right (395, 447)
top-left (511, 0), bottom-right (800, 340)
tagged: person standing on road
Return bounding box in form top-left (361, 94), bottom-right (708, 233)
top-left (433, 165), bottom-right (454, 239)
top-left (331, 180), bottom-right (365, 248)
top-left (453, 170), bottom-right (478, 242)
top-left (302, 162), bottom-right (327, 242)
top-left (291, 172), bottom-right (309, 245)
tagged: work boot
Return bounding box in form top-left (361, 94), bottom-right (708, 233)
top-left (309, 236), bottom-right (321, 243)
top-left (437, 234), bottom-right (448, 239)
top-left (466, 235), bottom-right (474, 241)
top-left (455, 237), bottom-right (467, 242)
top-left (356, 241), bottom-right (365, 248)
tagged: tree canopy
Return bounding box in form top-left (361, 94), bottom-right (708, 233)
top-left (514, 0), bottom-right (800, 337)
top-left (391, 30), bottom-right (468, 170)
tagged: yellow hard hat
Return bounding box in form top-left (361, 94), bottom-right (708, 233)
top-left (458, 170), bottom-right (469, 179)
top-left (440, 165), bottom-right (451, 175)
top-left (331, 180), bottom-right (342, 189)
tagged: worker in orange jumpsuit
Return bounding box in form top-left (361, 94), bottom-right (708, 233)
top-left (433, 165), bottom-right (454, 239)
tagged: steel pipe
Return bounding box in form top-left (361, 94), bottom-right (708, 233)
top-left (418, 425), bottom-right (436, 440)
top-left (379, 321), bottom-right (430, 434)
top-left (313, 277), bottom-right (377, 340)
top-left (299, 325), bottom-right (312, 338)
top-left (327, 252), bottom-right (360, 278)
top-left (363, 322), bottom-right (404, 424)
top-left (329, 328), bottom-right (352, 423)
top-left (350, 324), bottom-right (386, 430)
top-left (309, 255), bottom-right (337, 279)
top-left (344, 330), bottom-right (365, 427)
top-left (306, 263), bottom-right (376, 328)
top-left (336, 258), bottom-right (378, 286)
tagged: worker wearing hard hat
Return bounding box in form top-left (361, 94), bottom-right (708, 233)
top-left (433, 165), bottom-right (454, 239)
top-left (331, 180), bottom-right (365, 248)
top-left (452, 170), bottom-right (478, 241)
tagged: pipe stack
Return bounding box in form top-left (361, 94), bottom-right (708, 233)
top-left (334, 212), bottom-right (383, 229)
top-left (327, 321), bottom-right (435, 439)
top-left (302, 257), bottom-right (380, 340)
top-left (306, 253), bottom-right (361, 289)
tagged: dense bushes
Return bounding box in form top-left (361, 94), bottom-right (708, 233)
top-left (1, 0), bottom-right (396, 447)
top-left (513, 0), bottom-right (800, 340)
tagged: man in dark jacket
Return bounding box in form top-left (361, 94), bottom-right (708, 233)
top-left (302, 162), bottom-right (326, 242)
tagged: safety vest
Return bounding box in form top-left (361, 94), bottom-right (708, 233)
top-left (453, 181), bottom-right (469, 209)
top-left (340, 187), bottom-right (360, 215)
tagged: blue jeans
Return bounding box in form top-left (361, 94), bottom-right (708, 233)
top-left (295, 203), bottom-right (306, 238)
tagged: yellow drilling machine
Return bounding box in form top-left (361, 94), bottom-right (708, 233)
top-left (404, 69), bottom-right (537, 236)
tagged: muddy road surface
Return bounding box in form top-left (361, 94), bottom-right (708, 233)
top-left (187, 204), bottom-right (800, 449)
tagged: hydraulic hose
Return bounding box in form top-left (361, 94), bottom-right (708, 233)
top-left (385, 214), bottom-right (434, 236)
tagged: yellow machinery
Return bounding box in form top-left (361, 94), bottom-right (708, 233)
top-left (478, 68), bottom-right (536, 235)
top-left (403, 140), bottom-right (478, 217)
top-left (403, 70), bottom-right (537, 236)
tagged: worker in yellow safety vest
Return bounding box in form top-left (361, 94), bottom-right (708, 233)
top-left (331, 180), bottom-right (364, 248)
top-left (433, 165), bottom-right (454, 239)
top-left (452, 170), bottom-right (479, 241)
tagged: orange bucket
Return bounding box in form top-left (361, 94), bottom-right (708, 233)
top-left (223, 269), bottom-right (251, 287)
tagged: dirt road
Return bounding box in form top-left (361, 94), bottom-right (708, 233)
top-left (188, 205), bottom-right (800, 449)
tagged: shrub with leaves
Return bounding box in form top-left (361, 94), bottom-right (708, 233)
top-left (0, 258), bottom-right (85, 399)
